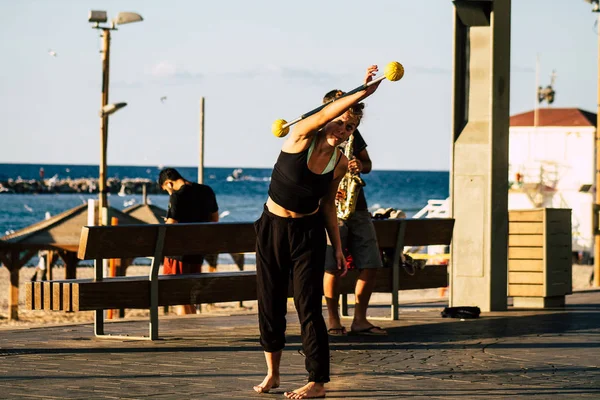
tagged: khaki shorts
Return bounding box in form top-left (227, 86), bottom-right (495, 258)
top-left (325, 210), bottom-right (383, 271)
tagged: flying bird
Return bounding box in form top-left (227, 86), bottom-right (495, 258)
top-left (160, 96), bottom-right (167, 103)
top-left (48, 49), bottom-right (57, 57)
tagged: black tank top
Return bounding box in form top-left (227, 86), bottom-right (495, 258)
top-left (268, 147), bottom-right (341, 214)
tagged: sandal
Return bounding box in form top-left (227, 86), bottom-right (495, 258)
top-left (350, 326), bottom-right (388, 336)
top-left (327, 327), bottom-right (347, 336)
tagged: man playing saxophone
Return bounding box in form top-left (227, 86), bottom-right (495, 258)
top-left (322, 90), bottom-right (388, 336)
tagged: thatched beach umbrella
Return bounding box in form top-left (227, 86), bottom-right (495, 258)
top-left (123, 203), bottom-right (166, 225)
top-left (0, 203), bottom-right (145, 320)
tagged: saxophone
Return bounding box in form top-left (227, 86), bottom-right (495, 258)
top-left (336, 134), bottom-right (366, 220)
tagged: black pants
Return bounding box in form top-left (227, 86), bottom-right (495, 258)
top-left (255, 206), bottom-right (330, 383)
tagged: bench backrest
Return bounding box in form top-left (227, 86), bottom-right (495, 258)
top-left (78, 218), bottom-right (454, 260)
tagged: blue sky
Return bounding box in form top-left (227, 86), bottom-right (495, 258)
top-left (0, 0), bottom-right (598, 171)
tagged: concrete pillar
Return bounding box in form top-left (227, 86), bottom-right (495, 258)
top-left (450, 0), bottom-right (511, 312)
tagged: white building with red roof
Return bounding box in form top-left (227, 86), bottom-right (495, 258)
top-left (509, 108), bottom-right (597, 256)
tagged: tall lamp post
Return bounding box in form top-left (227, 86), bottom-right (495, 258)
top-left (584, 0), bottom-right (600, 286)
top-left (88, 10), bottom-right (143, 224)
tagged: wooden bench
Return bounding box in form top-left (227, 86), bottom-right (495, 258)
top-left (26, 218), bottom-right (454, 340)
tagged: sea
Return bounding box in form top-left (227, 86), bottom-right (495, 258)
top-left (0, 163), bottom-right (449, 253)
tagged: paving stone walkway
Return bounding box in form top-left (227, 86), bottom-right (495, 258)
top-left (0, 290), bottom-right (599, 399)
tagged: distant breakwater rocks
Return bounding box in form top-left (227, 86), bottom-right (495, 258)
top-left (0, 177), bottom-right (162, 195)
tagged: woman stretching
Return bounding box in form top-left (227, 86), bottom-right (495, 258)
top-left (253, 65), bottom-right (382, 399)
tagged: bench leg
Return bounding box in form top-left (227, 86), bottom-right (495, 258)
top-left (92, 258), bottom-right (149, 340)
top-left (93, 256), bottom-right (153, 341)
top-left (390, 221), bottom-right (405, 321)
top-left (94, 309), bottom-right (104, 336)
top-left (94, 227), bottom-right (166, 341)
top-left (149, 266), bottom-right (159, 340)
top-left (148, 227), bottom-right (166, 340)
top-left (390, 278), bottom-right (399, 321)
top-left (365, 221), bottom-right (406, 322)
top-left (94, 258), bottom-right (104, 336)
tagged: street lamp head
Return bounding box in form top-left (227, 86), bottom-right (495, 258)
top-left (88, 10), bottom-right (108, 24)
top-left (89, 10), bottom-right (143, 29)
top-left (100, 102), bottom-right (128, 117)
top-left (584, 0), bottom-right (600, 12)
top-left (113, 12), bottom-right (143, 25)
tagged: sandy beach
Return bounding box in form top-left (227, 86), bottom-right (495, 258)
top-left (0, 262), bottom-right (595, 328)
top-left (0, 263), bottom-right (256, 328)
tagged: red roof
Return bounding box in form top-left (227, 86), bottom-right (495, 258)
top-left (510, 108), bottom-right (596, 127)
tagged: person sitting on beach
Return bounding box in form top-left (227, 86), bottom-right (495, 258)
top-left (30, 250), bottom-right (48, 282)
top-left (253, 65), bottom-right (382, 399)
top-left (321, 89), bottom-right (388, 337)
top-left (158, 167), bottom-right (219, 315)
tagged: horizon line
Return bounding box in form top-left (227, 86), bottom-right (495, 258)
top-left (0, 162), bottom-right (450, 174)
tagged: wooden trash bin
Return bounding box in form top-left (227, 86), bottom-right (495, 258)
top-left (508, 208), bottom-right (572, 308)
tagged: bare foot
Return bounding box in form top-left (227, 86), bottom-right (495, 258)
top-left (284, 382), bottom-right (326, 399)
top-left (253, 374), bottom-right (280, 394)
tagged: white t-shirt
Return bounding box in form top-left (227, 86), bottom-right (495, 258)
top-left (38, 254), bottom-right (46, 270)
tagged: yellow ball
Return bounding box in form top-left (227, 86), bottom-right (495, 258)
top-left (384, 61), bottom-right (404, 81)
top-left (272, 119), bottom-right (290, 137)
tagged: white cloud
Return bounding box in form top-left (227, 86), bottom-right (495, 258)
top-left (229, 64), bottom-right (339, 85)
top-left (145, 61), bottom-right (203, 84)
top-left (150, 61), bottom-right (180, 78)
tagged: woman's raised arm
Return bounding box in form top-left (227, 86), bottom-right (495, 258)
top-left (286, 65), bottom-right (382, 144)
